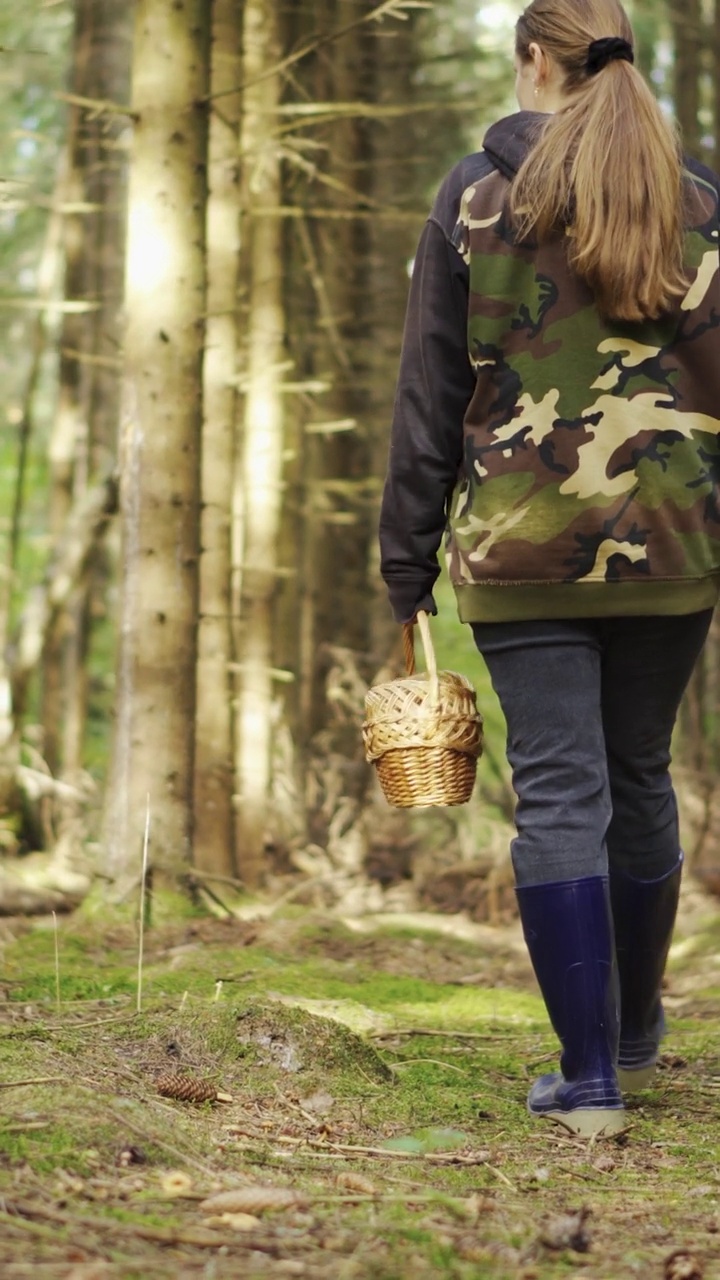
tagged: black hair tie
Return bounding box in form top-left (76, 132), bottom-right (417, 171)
top-left (586, 36), bottom-right (634, 75)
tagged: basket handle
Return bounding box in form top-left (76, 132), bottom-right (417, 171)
top-left (401, 610), bottom-right (440, 705)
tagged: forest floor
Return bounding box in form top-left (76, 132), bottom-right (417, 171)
top-left (1, 881), bottom-right (720, 1279)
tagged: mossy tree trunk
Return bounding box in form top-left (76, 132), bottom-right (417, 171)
top-left (193, 0), bottom-right (242, 880)
top-left (103, 0), bottom-right (210, 882)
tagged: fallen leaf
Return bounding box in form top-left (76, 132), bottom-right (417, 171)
top-left (659, 1054), bottom-right (688, 1071)
top-left (200, 1186), bottom-right (302, 1214)
top-left (664, 1250), bottom-right (704, 1280)
top-left (204, 1212), bottom-right (261, 1232)
top-left (381, 1126), bottom-right (470, 1155)
top-left (64, 1267), bottom-right (113, 1280)
top-left (54, 1173), bottom-right (84, 1196)
top-left (335, 1171), bottom-right (378, 1196)
top-left (299, 1089), bottom-right (334, 1115)
top-left (160, 1170), bottom-right (194, 1197)
top-left (539, 1206), bottom-right (592, 1253)
top-left (461, 1193), bottom-right (495, 1219)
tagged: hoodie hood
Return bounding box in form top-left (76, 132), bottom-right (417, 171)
top-left (482, 111), bottom-right (548, 180)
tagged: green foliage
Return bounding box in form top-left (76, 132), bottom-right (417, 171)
top-left (0, 2), bottom-right (73, 705)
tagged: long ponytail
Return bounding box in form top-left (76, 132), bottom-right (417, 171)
top-left (510, 0), bottom-right (689, 323)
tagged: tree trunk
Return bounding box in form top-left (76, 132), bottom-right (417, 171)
top-left (75, 0), bottom-right (132, 787)
top-left (299, 0), bottom-right (375, 738)
top-left (233, 0), bottom-right (284, 886)
top-left (707, 0), bottom-right (712, 175)
top-left (103, 0), bottom-right (209, 883)
top-left (42, 0), bottom-right (132, 783)
top-left (366, 9), bottom-right (424, 667)
top-left (12, 480), bottom-right (118, 723)
top-left (42, 0), bottom-right (94, 775)
top-left (194, 0), bottom-right (242, 879)
top-left (672, 0), bottom-right (702, 159)
top-left (0, 170), bottom-right (66, 752)
top-left (85, 0), bottom-right (133, 478)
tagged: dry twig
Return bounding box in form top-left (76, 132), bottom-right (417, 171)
top-left (0, 1076), bottom-right (63, 1090)
top-left (1, 1199), bottom-right (247, 1249)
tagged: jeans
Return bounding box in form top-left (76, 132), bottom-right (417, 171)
top-left (471, 612), bottom-right (713, 887)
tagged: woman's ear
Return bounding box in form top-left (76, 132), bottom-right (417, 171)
top-left (529, 41), bottom-right (547, 88)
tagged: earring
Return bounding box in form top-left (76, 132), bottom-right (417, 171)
top-left (534, 85), bottom-right (540, 97)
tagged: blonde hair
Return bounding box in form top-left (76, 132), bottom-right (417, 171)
top-left (511, 0), bottom-right (689, 322)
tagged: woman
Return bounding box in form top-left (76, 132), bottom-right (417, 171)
top-left (379, 0), bottom-right (720, 1138)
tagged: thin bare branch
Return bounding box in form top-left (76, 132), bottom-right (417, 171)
top-left (205, 0), bottom-right (431, 103)
top-left (251, 205), bottom-right (423, 223)
top-left (55, 90), bottom-right (138, 120)
top-left (296, 218), bottom-right (351, 371)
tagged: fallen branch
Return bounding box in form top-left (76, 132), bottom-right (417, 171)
top-left (228, 1131), bottom-right (492, 1166)
top-left (368, 1028), bottom-right (523, 1041)
top-left (0, 1011), bottom-right (140, 1038)
top-left (1, 1199), bottom-right (244, 1249)
top-left (106, 1107), bottom-right (223, 1180)
top-left (389, 1059), bottom-right (469, 1075)
top-left (0, 1077), bottom-right (63, 1090)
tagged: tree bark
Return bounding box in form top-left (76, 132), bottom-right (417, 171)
top-left (233, 0), bottom-right (285, 886)
top-left (42, 0), bottom-right (132, 782)
top-left (0, 170), bottom-right (66, 752)
top-left (12, 480), bottom-right (118, 723)
top-left (672, 0), bottom-right (702, 160)
top-left (85, 0), bottom-right (133, 477)
top-left (67, 0), bottom-right (132, 782)
top-left (297, 0), bottom-right (375, 740)
top-left (194, 0), bottom-right (242, 878)
top-left (365, 8), bottom-right (424, 666)
top-left (42, 0), bottom-right (94, 775)
top-left (707, 0), bottom-right (712, 175)
top-left (103, 0), bottom-right (209, 882)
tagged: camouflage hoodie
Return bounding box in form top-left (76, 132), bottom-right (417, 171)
top-left (379, 111), bottom-right (720, 624)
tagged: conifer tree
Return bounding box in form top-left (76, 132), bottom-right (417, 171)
top-left (103, 0), bottom-right (210, 882)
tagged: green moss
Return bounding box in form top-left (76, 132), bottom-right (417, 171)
top-left (235, 1000), bottom-right (393, 1083)
top-left (3, 910), bottom-right (720, 1277)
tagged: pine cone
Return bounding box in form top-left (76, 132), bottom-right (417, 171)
top-left (156, 1073), bottom-right (219, 1104)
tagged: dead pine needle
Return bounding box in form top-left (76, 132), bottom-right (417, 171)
top-left (136, 794), bottom-right (151, 1014)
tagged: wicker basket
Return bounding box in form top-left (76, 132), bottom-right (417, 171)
top-left (363, 611), bottom-right (483, 808)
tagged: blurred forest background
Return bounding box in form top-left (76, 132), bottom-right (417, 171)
top-left (1, 0), bottom-right (719, 919)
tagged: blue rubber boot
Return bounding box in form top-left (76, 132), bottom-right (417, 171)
top-left (516, 876), bottom-right (625, 1137)
top-left (610, 855), bottom-right (682, 1093)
